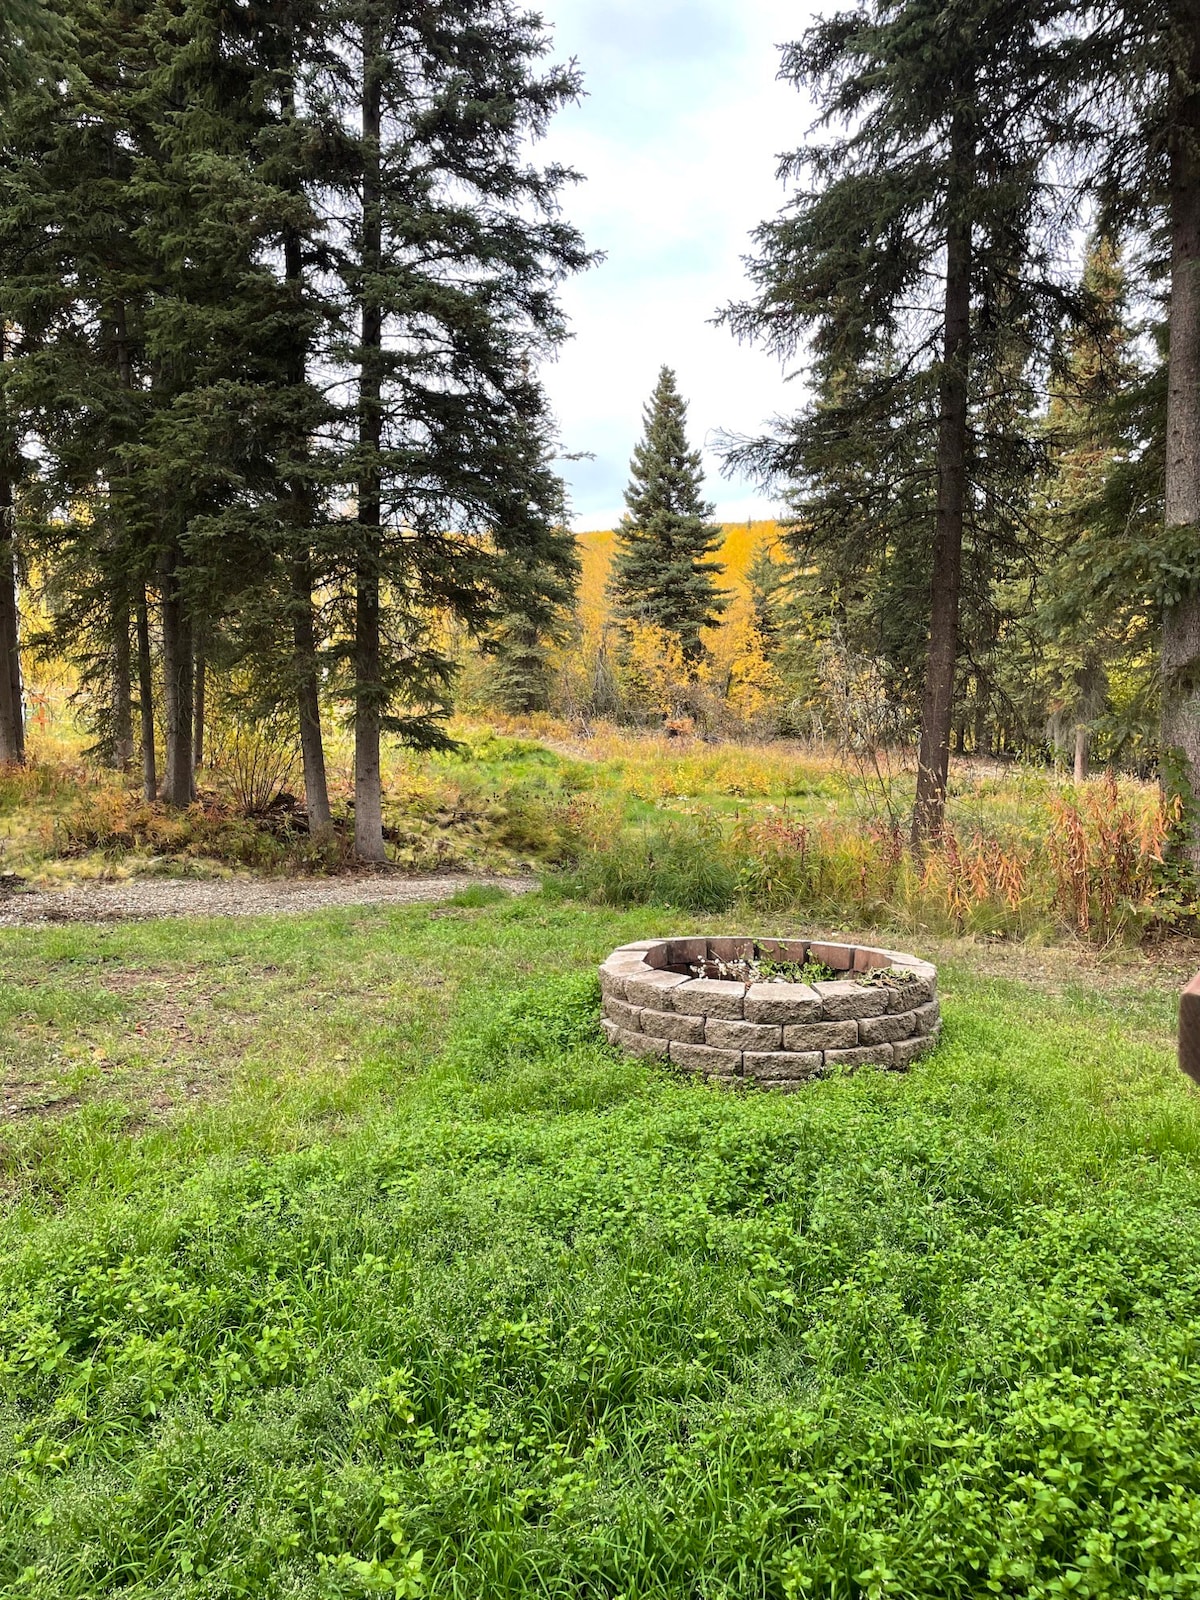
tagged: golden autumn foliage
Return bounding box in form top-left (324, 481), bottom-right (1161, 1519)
top-left (575, 519), bottom-right (784, 636)
top-left (616, 621), bottom-right (689, 719)
top-left (570, 520), bottom-right (790, 728)
top-left (701, 598), bottom-right (785, 723)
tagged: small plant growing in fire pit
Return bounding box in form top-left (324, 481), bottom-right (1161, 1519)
top-left (757, 955), bottom-right (836, 984)
top-left (859, 965), bottom-right (922, 991)
top-left (687, 947), bottom-right (836, 985)
top-left (685, 947), bottom-right (924, 989)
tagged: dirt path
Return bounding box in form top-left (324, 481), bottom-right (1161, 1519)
top-left (0, 871), bottom-right (538, 927)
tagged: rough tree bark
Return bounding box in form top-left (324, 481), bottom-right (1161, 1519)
top-left (108, 303), bottom-right (136, 773)
top-left (135, 586), bottom-right (157, 801)
top-left (912, 105), bottom-right (974, 848)
top-left (353, 23), bottom-right (386, 862)
top-left (293, 555), bottom-right (331, 835)
top-left (281, 110), bottom-right (332, 838)
top-left (1162, 0), bottom-right (1200, 867)
top-left (0, 476), bottom-right (23, 768)
top-left (111, 600), bottom-right (134, 768)
top-left (0, 321), bottom-right (25, 766)
top-left (1074, 724), bottom-right (1089, 784)
top-left (159, 551), bottom-right (194, 807)
top-left (192, 628), bottom-right (205, 772)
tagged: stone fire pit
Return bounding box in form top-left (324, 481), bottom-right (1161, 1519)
top-left (600, 936), bottom-right (940, 1091)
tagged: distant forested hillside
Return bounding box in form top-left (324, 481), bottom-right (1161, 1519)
top-left (575, 521), bottom-right (783, 637)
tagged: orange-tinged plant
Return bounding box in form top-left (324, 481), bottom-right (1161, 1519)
top-left (1047, 771), bottom-right (1171, 939)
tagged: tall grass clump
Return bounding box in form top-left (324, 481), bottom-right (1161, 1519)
top-left (558, 771), bottom-right (1179, 942)
top-left (559, 814), bottom-right (739, 911)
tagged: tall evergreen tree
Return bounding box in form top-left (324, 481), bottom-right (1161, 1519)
top-left (744, 534), bottom-right (787, 653)
top-left (313, 0), bottom-right (589, 860)
top-left (479, 424), bottom-right (580, 715)
top-left (0, 0), bottom-right (61, 764)
top-left (0, 319), bottom-right (22, 767)
top-left (173, 0), bottom-right (338, 829)
top-left (125, 0), bottom-right (301, 807)
top-left (1, 0), bottom-right (298, 801)
top-left (1033, 239), bottom-right (1154, 777)
top-left (1057, 0), bottom-right (1200, 846)
top-left (3, 0), bottom-right (145, 771)
top-left (724, 0), bottom-right (1074, 842)
top-left (608, 366), bottom-right (727, 664)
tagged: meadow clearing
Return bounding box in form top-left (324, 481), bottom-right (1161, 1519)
top-left (2, 722), bottom-right (1200, 1596)
top-left (0, 712), bottom-right (1180, 943)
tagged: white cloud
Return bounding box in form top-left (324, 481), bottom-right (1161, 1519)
top-left (534, 0), bottom-right (821, 529)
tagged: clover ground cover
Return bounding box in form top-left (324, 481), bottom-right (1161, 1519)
top-left (1, 898), bottom-right (1199, 1597)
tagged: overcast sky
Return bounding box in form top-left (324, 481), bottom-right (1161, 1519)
top-left (535, 0), bottom-right (820, 531)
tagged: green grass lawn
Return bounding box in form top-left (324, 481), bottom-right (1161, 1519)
top-left (2, 896), bottom-right (1200, 1597)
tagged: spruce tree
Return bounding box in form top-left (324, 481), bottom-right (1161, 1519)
top-left (480, 430), bottom-right (580, 715)
top-left (745, 535), bottom-right (786, 653)
top-left (1, 0), bottom-right (587, 839)
top-left (314, 0), bottom-right (589, 860)
top-left (0, 0), bottom-right (60, 764)
top-left (123, 0), bottom-right (285, 806)
top-left (0, 319), bottom-right (22, 767)
top-left (0, 0), bottom-right (295, 801)
top-left (1057, 0), bottom-right (1200, 843)
top-left (0, 0), bottom-right (62, 99)
top-left (724, 0), bottom-right (1075, 841)
top-left (1034, 240), bottom-right (1150, 777)
top-left (608, 366), bottom-right (727, 665)
top-left (1, 0), bottom-right (188, 793)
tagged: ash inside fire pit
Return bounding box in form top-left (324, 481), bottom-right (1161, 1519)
top-left (600, 936), bottom-right (940, 1091)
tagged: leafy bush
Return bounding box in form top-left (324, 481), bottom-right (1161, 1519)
top-left (208, 709), bottom-right (298, 816)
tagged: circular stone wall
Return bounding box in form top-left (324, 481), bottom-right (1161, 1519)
top-left (599, 937), bottom-right (940, 1091)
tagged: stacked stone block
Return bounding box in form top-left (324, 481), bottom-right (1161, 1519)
top-left (599, 937), bottom-right (940, 1091)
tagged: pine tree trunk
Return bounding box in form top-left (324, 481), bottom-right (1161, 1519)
top-left (354, 24), bottom-right (387, 863)
top-left (136, 586), bottom-right (157, 801)
top-left (973, 699), bottom-right (991, 758)
top-left (192, 630), bottom-right (205, 773)
top-left (109, 304), bottom-right (136, 774)
top-left (1074, 724), bottom-right (1089, 784)
top-left (0, 322), bottom-right (25, 767)
top-left (913, 108), bottom-right (973, 847)
top-left (0, 479), bottom-right (23, 768)
top-left (293, 557), bottom-right (332, 836)
top-left (159, 552), bottom-right (194, 807)
top-left (1162, 0), bottom-right (1200, 866)
top-left (112, 599), bottom-right (134, 769)
top-left (281, 112), bottom-right (332, 839)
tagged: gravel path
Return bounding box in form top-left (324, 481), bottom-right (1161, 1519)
top-left (0, 872), bottom-right (538, 927)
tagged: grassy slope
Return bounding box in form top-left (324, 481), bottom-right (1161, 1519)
top-left (2, 897), bottom-right (1200, 1597)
